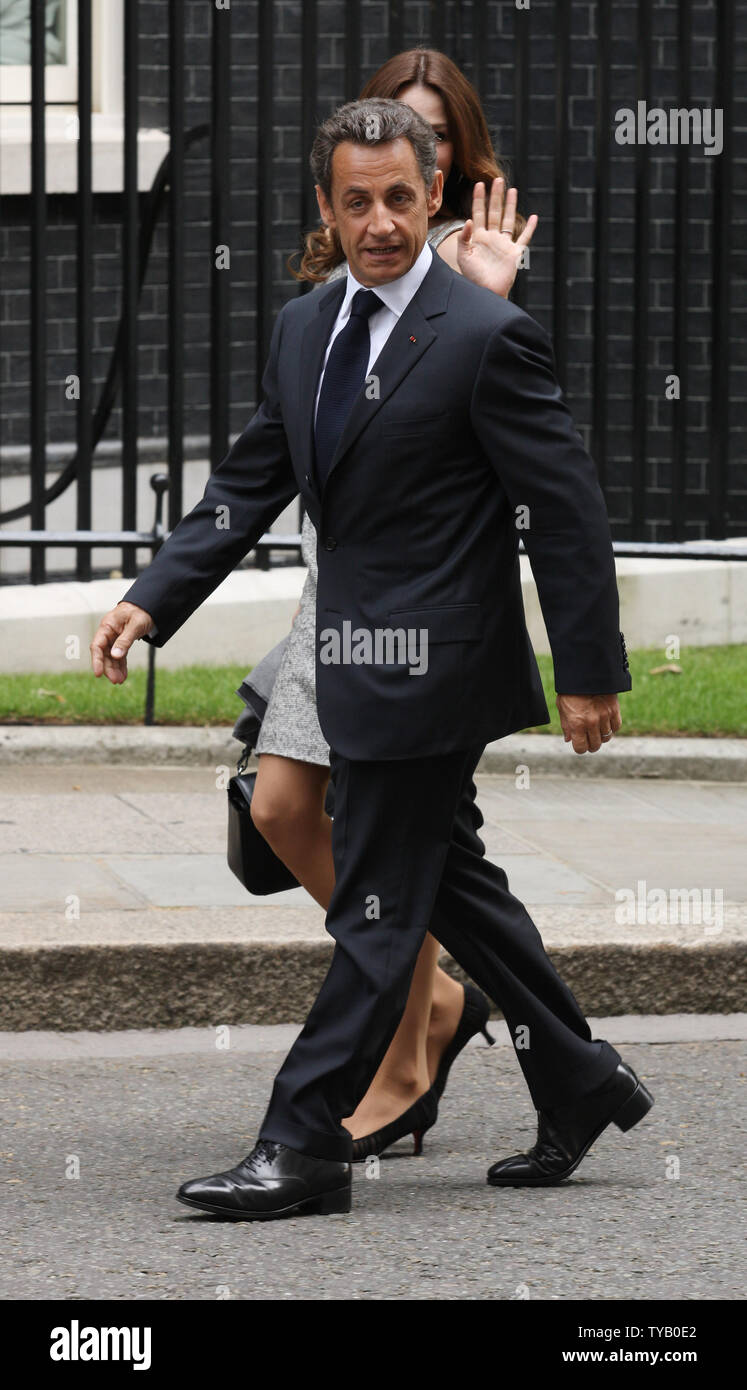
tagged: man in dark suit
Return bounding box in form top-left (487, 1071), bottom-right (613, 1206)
top-left (91, 99), bottom-right (652, 1220)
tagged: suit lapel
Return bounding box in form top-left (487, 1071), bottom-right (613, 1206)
top-left (298, 279), bottom-right (346, 492)
top-left (297, 251), bottom-right (454, 497)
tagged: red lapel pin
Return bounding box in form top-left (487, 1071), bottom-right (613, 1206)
top-left (410, 335), bottom-right (417, 342)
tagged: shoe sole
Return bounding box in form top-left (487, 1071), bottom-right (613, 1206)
top-left (487, 1076), bottom-right (655, 1188)
top-left (176, 1185), bottom-right (352, 1220)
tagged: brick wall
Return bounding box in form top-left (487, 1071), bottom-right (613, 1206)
top-left (0, 0), bottom-right (744, 549)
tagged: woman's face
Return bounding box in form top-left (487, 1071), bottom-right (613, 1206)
top-left (396, 82), bottom-right (454, 185)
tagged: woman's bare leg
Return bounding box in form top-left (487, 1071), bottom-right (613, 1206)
top-left (251, 753), bottom-right (465, 1139)
top-left (251, 754), bottom-right (335, 909)
top-left (341, 933), bottom-right (439, 1139)
top-left (425, 962), bottom-right (467, 1084)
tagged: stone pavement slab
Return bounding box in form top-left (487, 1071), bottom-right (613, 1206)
top-left (0, 854), bottom-right (146, 912)
top-left (101, 854), bottom-right (311, 909)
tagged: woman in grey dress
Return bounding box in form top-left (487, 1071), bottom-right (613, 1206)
top-left (251, 49), bottom-right (538, 1156)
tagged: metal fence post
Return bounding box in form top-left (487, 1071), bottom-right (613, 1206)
top-left (144, 473), bottom-right (169, 726)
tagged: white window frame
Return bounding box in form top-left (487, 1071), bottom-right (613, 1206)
top-left (0, 0), bottom-right (80, 106)
top-left (91, 0), bottom-right (123, 115)
top-left (0, 0), bottom-right (170, 194)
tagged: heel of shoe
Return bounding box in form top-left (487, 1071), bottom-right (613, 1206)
top-left (312, 1184), bottom-right (352, 1215)
top-left (481, 1026), bottom-right (495, 1046)
top-left (412, 1129), bottom-right (425, 1156)
top-left (613, 1079), bottom-right (654, 1132)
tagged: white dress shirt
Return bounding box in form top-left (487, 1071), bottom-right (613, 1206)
top-left (314, 238), bottom-right (433, 423)
top-left (145, 239), bottom-right (434, 640)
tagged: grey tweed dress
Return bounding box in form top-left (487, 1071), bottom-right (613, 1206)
top-left (254, 219), bottom-right (466, 767)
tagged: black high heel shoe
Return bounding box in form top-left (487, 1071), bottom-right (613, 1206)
top-left (349, 984), bottom-right (494, 1161)
top-left (432, 982), bottom-right (495, 1100)
top-left (350, 1087), bottom-right (439, 1162)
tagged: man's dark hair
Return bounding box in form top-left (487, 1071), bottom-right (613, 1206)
top-left (310, 98), bottom-right (438, 200)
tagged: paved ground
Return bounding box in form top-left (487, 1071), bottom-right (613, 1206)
top-left (2, 1018), bottom-right (744, 1301)
top-left (1, 765), bottom-right (745, 1026)
top-left (4, 764), bottom-right (745, 913)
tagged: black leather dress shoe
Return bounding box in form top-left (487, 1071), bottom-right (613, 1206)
top-left (487, 1061), bottom-right (654, 1187)
top-left (176, 1140), bottom-right (352, 1220)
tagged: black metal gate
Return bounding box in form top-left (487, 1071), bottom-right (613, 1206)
top-left (0, 0), bottom-right (743, 588)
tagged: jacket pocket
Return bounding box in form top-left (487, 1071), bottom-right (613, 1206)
top-left (388, 603), bottom-right (483, 643)
top-left (381, 412), bottom-right (449, 437)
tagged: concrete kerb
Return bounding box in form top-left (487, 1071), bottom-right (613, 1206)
top-left (1, 724), bottom-right (745, 780)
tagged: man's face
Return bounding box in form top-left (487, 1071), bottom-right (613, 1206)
top-left (315, 137), bottom-right (443, 287)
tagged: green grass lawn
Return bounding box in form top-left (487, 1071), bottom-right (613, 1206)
top-left (0, 644), bottom-right (744, 737)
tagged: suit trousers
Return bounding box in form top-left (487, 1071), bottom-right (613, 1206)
top-left (259, 743), bottom-right (622, 1162)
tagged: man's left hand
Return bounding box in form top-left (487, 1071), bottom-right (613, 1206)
top-left (556, 693), bottom-right (622, 754)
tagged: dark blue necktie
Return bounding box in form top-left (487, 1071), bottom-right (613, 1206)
top-left (314, 287), bottom-right (382, 489)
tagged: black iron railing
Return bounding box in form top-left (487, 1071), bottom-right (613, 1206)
top-left (0, 0), bottom-right (741, 591)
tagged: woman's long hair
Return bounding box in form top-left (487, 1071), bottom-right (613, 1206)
top-left (291, 47), bottom-right (523, 283)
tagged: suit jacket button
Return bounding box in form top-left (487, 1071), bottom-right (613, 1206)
top-left (324, 536), bottom-right (337, 551)
top-left (305, 473), bottom-right (311, 485)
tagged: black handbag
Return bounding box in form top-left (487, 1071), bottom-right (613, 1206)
top-left (226, 748), bottom-right (301, 895)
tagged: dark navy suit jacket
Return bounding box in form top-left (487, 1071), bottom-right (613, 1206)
top-left (121, 250), bottom-right (631, 759)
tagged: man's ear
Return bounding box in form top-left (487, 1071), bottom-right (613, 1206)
top-left (316, 184), bottom-right (335, 230)
top-left (426, 168), bottom-right (444, 219)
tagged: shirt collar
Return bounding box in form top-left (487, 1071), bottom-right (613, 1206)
top-left (341, 239), bottom-right (433, 321)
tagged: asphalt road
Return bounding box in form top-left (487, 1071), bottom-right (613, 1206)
top-left (2, 1022), bottom-right (743, 1301)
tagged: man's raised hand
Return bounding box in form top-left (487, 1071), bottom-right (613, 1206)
top-left (555, 693), bottom-right (622, 754)
top-left (90, 601), bottom-right (154, 685)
